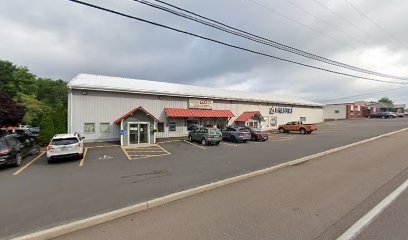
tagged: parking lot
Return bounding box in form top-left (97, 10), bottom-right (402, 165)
top-left (1, 118), bottom-right (408, 239)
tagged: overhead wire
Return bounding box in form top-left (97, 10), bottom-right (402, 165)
top-left (343, 0), bottom-right (404, 46)
top-left (135, 0), bottom-right (408, 81)
top-left (65, 0), bottom-right (408, 85)
top-left (317, 85), bottom-right (408, 103)
top-left (312, 0), bottom-right (378, 42)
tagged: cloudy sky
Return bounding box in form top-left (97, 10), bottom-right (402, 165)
top-left (1, 0), bottom-right (408, 104)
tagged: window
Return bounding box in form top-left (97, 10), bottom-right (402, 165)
top-left (168, 122), bottom-right (176, 131)
top-left (100, 123), bottom-right (110, 133)
top-left (335, 110), bottom-right (340, 114)
top-left (6, 137), bottom-right (18, 147)
top-left (51, 138), bottom-right (79, 145)
top-left (84, 123), bottom-right (95, 133)
top-left (158, 122), bottom-right (164, 132)
top-left (300, 117), bottom-right (306, 122)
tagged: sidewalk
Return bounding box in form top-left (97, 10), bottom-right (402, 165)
top-left (55, 130), bottom-right (408, 240)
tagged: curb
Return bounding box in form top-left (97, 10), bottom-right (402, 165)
top-left (13, 127), bottom-right (408, 240)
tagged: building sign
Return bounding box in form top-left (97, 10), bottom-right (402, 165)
top-left (189, 99), bottom-right (213, 109)
top-left (270, 116), bottom-right (277, 127)
top-left (269, 106), bottom-right (293, 114)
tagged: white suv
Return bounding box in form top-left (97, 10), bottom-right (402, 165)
top-left (47, 133), bottom-right (84, 163)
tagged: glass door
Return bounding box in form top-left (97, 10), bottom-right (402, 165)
top-left (139, 124), bottom-right (148, 143)
top-left (128, 123), bottom-right (149, 144)
top-left (129, 124), bottom-right (139, 144)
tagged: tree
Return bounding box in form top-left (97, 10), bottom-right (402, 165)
top-left (38, 110), bottom-right (55, 145)
top-left (36, 78), bottom-right (68, 107)
top-left (53, 104), bottom-right (67, 134)
top-left (19, 94), bottom-right (48, 126)
top-left (0, 91), bottom-right (25, 126)
top-left (0, 60), bottom-right (17, 95)
top-left (378, 97), bottom-right (394, 105)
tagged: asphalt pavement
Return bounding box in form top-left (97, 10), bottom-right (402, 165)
top-left (54, 124), bottom-right (408, 240)
top-left (0, 118), bottom-right (407, 239)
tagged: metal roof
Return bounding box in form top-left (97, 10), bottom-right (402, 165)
top-left (68, 74), bottom-right (323, 107)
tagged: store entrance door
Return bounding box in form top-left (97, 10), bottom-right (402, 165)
top-left (128, 122), bottom-right (150, 145)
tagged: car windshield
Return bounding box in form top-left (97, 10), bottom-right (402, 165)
top-left (249, 128), bottom-right (260, 132)
top-left (239, 128), bottom-right (250, 132)
top-left (209, 129), bottom-right (221, 134)
top-left (51, 138), bottom-right (79, 146)
top-left (0, 139), bottom-right (7, 148)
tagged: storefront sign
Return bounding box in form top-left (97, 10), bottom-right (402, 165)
top-left (269, 106), bottom-right (293, 114)
top-left (189, 99), bottom-right (213, 109)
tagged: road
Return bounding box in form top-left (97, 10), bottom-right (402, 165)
top-left (355, 189), bottom-right (408, 240)
top-left (55, 128), bottom-right (408, 240)
top-left (0, 118), bottom-right (407, 239)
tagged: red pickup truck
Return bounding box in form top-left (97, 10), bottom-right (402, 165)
top-left (278, 121), bottom-right (318, 134)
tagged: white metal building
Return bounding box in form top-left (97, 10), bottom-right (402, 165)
top-left (68, 74), bottom-right (323, 145)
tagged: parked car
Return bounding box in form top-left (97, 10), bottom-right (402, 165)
top-left (367, 112), bottom-right (394, 119)
top-left (188, 127), bottom-right (222, 146)
top-left (29, 127), bottom-right (40, 137)
top-left (278, 121), bottom-right (318, 134)
top-left (14, 128), bottom-right (38, 139)
top-left (46, 133), bottom-right (85, 163)
top-left (395, 112), bottom-right (405, 117)
top-left (221, 127), bottom-right (251, 143)
top-left (0, 134), bottom-right (41, 167)
top-left (241, 127), bottom-right (268, 141)
top-left (385, 112), bottom-right (399, 118)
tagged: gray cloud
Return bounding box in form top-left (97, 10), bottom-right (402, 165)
top-left (1, 0), bottom-right (407, 104)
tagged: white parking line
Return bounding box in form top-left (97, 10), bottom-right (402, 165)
top-left (220, 142), bottom-right (238, 147)
top-left (336, 178), bottom-right (408, 240)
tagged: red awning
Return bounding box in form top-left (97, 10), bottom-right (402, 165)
top-left (234, 111), bottom-right (261, 122)
top-left (165, 108), bottom-right (234, 118)
top-left (114, 106), bottom-right (159, 124)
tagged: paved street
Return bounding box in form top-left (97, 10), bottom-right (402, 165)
top-left (0, 118), bottom-right (407, 239)
top-left (355, 189), bottom-right (408, 240)
top-left (55, 127), bottom-right (408, 240)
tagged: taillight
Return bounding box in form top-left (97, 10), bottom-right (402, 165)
top-left (76, 143), bottom-right (83, 147)
top-left (0, 149), bottom-right (11, 154)
top-left (47, 145), bottom-right (54, 150)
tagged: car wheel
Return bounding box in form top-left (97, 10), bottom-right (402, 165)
top-left (251, 135), bottom-right (256, 141)
top-left (201, 138), bottom-right (207, 146)
top-left (243, 140), bottom-right (247, 143)
top-left (215, 142), bottom-right (220, 145)
top-left (14, 153), bottom-right (23, 167)
top-left (278, 128), bottom-right (285, 133)
top-left (31, 145), bottom-right (41, 155)
top-left (188, 136), bottom-right (193, 142)
top-left (300, 128), bottom-right (306, 134)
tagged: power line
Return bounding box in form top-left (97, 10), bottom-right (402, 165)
top-left (284, 0), bottom-right (365, 46)
top-left (343, 0), bottom-right (404, 46)
top-left (318, 85), bottom-right (408, 103)
top-left (65, 0), bottom-right (408, 85)
top-left (245, 0), bottom-right (356, 50)
top-left (313, 0), bottom-right (378, 42)
top-left (135, 0), bottom-right (408, 81)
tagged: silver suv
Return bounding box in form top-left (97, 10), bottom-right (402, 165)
top-left (46, 133), bottom-right (85, 163)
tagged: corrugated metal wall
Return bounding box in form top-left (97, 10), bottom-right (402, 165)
top-left (69, 89), bottom-right (323, 142)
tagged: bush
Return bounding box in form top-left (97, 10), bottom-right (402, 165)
top-left (38, 110), bottom-right (55, 146)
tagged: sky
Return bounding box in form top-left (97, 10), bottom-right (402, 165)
top-left (1, 0), bottom-right (408, 104)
